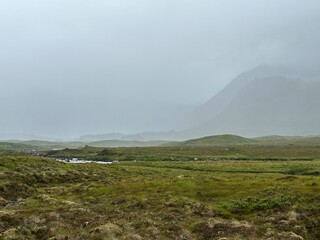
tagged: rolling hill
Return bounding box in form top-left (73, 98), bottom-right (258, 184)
top-left (0, 142), bottom-right (36, 151)
top-left (166, 134), bottom-right (320, 147)
top-left (169, 134), bottom-right (257, 146)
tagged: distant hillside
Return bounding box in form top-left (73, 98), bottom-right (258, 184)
top-left (185, 65), bottom-right (320, 137)
top-left (254, 135), bottom-right (320, 146)
top-left (192, 65), bottom-right (289, 126)
top-left (79, 133), bottom-right (126, 141)
top-left (164, 134), bottom-right (320, 147)
top-left (1, 139), bottom-right (169, 151)
top-left (0, 133), bottom-right (49, 141)
top-left (0, 142), bottom-right (37, 151)
top-left (8, 140), bottom-right (84, 150)
top-left (79, 130), bottom-right (180, 142)
top-left (167, 134), bottom-right (257, 146)
top-left (90, 140), bottom-right (169, 147)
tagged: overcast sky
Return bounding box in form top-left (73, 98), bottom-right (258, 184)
top-left (1, 0), bottom-right (320, 138)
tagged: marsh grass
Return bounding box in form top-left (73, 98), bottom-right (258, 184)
top-left (0, 153), bottom-right (320, 239)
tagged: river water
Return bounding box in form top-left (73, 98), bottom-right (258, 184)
top-left (55, 158), bottom-right (113, 164)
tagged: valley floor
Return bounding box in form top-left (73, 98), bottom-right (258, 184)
top-left (0, 156), bottom-right (320, 239)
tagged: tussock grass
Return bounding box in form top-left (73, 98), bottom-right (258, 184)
top-left (0, 154), bottom-right (320, 239)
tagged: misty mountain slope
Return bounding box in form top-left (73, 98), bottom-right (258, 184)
top-left (79, 131), bottom-right (180, 142)
top-left (192, 65), bottom-right (289, 125)
top-left (187, 74), bottom-right (320, 137)
top-left (89, 140), bottom-right (169, 147)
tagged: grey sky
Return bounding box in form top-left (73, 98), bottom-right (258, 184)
top-left (1, 0), bottom-right (320, 138)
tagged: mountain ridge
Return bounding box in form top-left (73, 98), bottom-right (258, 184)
top-left (185, 66), bottom-right (320, 137)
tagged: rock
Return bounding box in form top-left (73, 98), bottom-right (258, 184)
top-left (83, 221), bottom-right (90, 227)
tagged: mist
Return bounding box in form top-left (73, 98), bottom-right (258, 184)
top-left (1, 0), bottom-right (320, 138)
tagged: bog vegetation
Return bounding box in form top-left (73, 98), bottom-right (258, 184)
top-left (0, 137), bottom-right (320, 239)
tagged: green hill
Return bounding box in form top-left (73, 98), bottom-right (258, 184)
top-left (172, 134), bottom-right (257, 146)
top-left (0, 142), bottom-right (37, 151)
top-left (6, 139), bottom-right (169, 150)
top-left (166, 134), bottom-right (320, 147)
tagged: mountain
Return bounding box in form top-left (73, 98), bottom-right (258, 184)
top-left (192, 65), bottom-right (289, 126)
top-left (79, 65), bottom-right (320, 141)
top-left (186, 65), bottom-right (320, 137)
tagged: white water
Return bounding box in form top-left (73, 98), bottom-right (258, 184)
top-left (55, 158), bottom-right (113, 165)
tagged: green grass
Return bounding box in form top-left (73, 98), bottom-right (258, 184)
top-left (3, 133), bottom-right (320, 152)
top-left (1, 153), bottom-right (320, 239)
top-left (0, 142), bottom-right (37, 151)
top-left (45, 144), bottom-right (320, 162)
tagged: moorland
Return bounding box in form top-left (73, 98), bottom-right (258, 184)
top-left (0, 135), bottom-right (320, 239)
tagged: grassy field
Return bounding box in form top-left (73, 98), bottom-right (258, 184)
top-left (1, 149), bottom-right (320, 239)
top-left (45, 144), bottom-right (320, 162)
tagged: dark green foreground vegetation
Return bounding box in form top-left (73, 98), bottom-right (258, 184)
top-left (1, 143), bottom-right (320, 239)
top-left (46, 143), bottom-right (320, 162)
